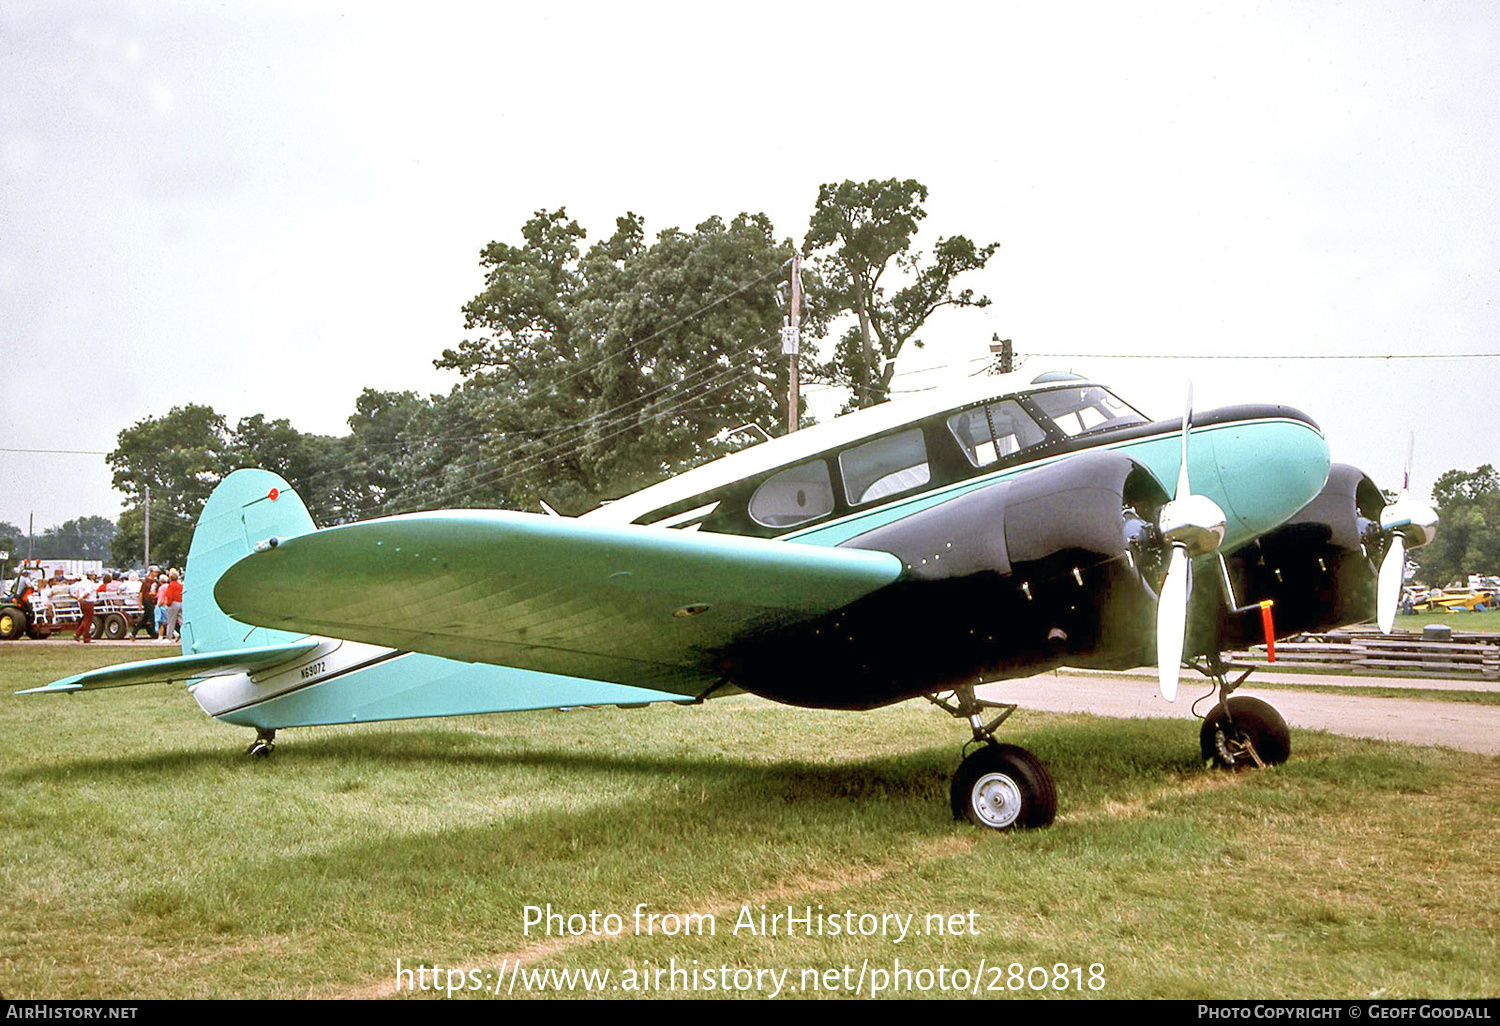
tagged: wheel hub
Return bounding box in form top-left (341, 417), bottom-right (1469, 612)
top-left (1214, 728), bottom-right (1266, 768)
top-left (970, 771), bottom-right (1023, 829)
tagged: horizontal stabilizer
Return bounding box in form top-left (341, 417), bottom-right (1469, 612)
top-left (17, 641), bottom-right (322, 694)
top-left (215, 509), bottom-right (904, 693)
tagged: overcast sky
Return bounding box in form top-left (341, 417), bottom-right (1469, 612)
top-left (2, 1), bottom-right (1497, 536)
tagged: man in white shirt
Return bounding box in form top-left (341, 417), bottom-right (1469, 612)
top-left (70, 574), bottom-right (99, 643)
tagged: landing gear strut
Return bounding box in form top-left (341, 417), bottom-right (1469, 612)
top-left (1191, 653), bottom-right (1290, 770)
top-left (246, 728), bottom-right (276, 758)
top-left (929, 684), bottom-right (1057, 831)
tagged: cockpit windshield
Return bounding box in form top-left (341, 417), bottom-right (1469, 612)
top-left (1028, 386), bottom-right (1148, 438)
top-left (946, 400), bottom-right (1047, 469)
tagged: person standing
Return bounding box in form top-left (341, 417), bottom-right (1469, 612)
top-left (70, 573), bottom-right (99, 643)
top-left (157, 570), bottom-right (183, 644)
top-left (133, 568), bottom-right (159, 640)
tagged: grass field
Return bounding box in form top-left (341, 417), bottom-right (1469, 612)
top-left (1394, 608), bottom-right (1500, 634)
top-left (2, 644), bottom-right (1497, 1000)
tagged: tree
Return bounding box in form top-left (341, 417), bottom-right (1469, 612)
top-left (228, 414), bottom-right (359, 526)
top-left (1416, 465), bottom-right (1500, 586)
top-left (432, 208), bottom-right (816, 512)
top-left (0, 521), bottom-right (23, 562)
top-left (36, 516), bottom-right (117, 561)
top-left (338, 388), bottom-right (429, 519)
top-left (382, 380), bottom-right (527, 512)
top-left (805, 178), bottom-right (998, 408)
top-left (109, 404), bottom-right (234, 567)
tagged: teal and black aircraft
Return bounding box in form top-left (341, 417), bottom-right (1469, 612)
top-left (20, 371), bottom-right (1438, 831)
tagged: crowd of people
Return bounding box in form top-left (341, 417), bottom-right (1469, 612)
top-left (30, 567), bottom-right (185, 643)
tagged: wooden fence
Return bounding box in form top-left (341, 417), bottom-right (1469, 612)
top-left (1233, 627), bottom-right (1500, 679)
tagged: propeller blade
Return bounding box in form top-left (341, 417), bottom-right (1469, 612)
top-left (1157, 544), bottom-right (1189, 702)
top-left (1176, 383), bottom-right (1193, 499)
top-left (1378, 534), bottom-right (1406, 634)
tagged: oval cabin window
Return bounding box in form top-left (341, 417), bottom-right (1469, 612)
top-left (748, 460), bottom-right (834, 528)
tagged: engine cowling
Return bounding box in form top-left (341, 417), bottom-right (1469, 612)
top-left (1211, 464), bottom-right (1385, 649)
top-left (725, 451), bottom-right (1170, 709)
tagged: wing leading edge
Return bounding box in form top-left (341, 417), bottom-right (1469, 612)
top-left (214, 510), bottom-right (905, 695)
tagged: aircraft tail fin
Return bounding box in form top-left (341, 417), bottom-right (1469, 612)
top-left (182, 469), bottom-right (316, 655)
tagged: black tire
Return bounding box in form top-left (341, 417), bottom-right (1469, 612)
top-left (89, 615), bottom-right (105, 640)
top-left (1200, 696), bottom-right (1291, 769)
top-left (101, 614), bottom-right (128, 640)
top-left (0, 606), bottom-right (25, 641)
top-left (950, 743), bottom-right (1057, 831)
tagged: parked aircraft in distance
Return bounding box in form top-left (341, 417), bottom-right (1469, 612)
top-left (22, 370), bottom-right (1438, 831)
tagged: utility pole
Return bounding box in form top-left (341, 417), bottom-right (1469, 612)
top-left (989, 333), bottom-right (1014, 374)
top-left (781, 254), bottom-right (803, 434)
top-left (143, 483), bottom-right (151, 568)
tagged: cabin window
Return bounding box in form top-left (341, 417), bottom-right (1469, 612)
top-left (748, 460), bottom-right (835, 528)
top-left (839, 428), bottom-right (931, 505)
top-left (946, 400), bottom-right (1047, 468)
top-left (1029, 387), bottom-right (1148, 437)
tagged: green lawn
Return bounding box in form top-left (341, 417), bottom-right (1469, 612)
top-left (2, 644), bottom-right (1496, 1000)
top-left (1394, 608), bottom-right (1500, 634)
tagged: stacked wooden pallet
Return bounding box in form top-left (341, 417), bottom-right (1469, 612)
top-left (1235, 628), bottom-right (1500, 679)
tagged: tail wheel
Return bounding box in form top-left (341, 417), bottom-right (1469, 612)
top-left (1201, 696), bottom-right (1291, 769)
top-left (246, 728), bottom-right (277, 758)
top-left (951, 743), bottom-right (1057, 831)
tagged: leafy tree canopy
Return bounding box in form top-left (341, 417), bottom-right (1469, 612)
top-left (35, 516), bottom-right (117, 562)
top-left (805, 178), bottom-right (997, 408)
top-left (108, 401), bottom-right (414, 566)
top-left (431, 208), bottom-right (819, 511)
top-left (0, 522), bottom-right (23, 561)
top-left (108, 404), bottom-right (233, 567)
top-left (1417, 465), bottom-right (1500, 586)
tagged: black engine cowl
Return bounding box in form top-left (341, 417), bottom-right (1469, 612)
top-left (724, 451), bottom-right (1170, 709)
top-left (1212, 463), bottom-right (1384, 648)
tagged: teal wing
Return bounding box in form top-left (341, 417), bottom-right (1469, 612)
top-left (17, 641), bottom-right (322, 694)
top-left (214, 510), bottom-right (904, 695)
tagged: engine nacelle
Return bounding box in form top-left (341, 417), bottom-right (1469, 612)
top-left (725, 451), bottom-right (1169, 709)
top-left (1212, 463), bottom-right (1384, 648)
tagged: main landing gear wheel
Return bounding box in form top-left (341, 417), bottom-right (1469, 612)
top-left (951, 743), bottom-right (1057, 831)
top-left (1200, 696), bottom-right (1290, 769)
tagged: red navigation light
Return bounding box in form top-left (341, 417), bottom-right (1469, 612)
top-left (268, 488), bottom-right (280, 501)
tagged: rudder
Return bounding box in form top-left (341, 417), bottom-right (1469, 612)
top-left (183, 469), bottom-right (316, 654)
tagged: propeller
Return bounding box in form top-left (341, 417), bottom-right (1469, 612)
top-left (1376, 535), bottom-right (1406, 634)
top-left (1375, 435), bottom-right (1438, 633)
top-left (1154, 385), bottom-right (1227, 702)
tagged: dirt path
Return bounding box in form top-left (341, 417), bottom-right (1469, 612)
top-left (979, 669), bottom-right (1500, 755)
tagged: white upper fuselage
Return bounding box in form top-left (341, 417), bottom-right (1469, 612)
top-left (581, 372), bottom-right (1116, 527)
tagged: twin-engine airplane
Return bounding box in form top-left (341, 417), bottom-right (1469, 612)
top-left (22, 371), bottom-right (1438, 831)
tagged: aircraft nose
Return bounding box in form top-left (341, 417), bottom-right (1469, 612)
top-left (1208, 415), bottom-right (1331, 538)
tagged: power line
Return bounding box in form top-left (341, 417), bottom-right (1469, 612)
top-left (1030, 352), bottom-right (1500, 361)
top-left (0, 448), bottom-right (110, 455)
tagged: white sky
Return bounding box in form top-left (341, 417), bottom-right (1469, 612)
top-left (2, 1), bottom-right (1498, 534)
